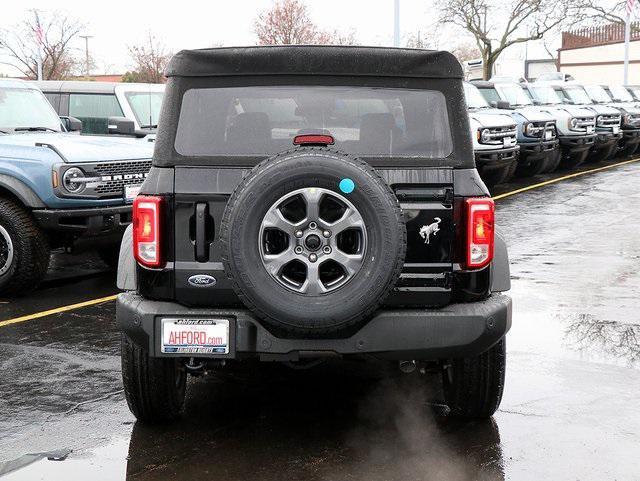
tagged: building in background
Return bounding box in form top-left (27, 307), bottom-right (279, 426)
top-left (559, 23), bottom-right (640, 84)
top-left (464, 57), bottom-right (557, 82)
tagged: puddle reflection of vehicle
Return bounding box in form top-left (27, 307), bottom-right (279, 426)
top-left (125, 362), bottom-right (504, 481)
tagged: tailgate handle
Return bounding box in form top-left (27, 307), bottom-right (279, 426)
top-left (195, 203), bottom-right (209, 262)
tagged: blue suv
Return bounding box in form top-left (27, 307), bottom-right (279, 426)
top-left (0, 79), bottom-right (153, 296)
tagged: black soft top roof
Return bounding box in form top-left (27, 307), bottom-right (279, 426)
top-left (165, 45), bottom-right (463, 79)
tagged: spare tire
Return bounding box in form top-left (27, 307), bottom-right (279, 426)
top-left (220, 147), bottom-right (406, 337)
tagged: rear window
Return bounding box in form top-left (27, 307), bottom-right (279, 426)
top-left (174, 86), bottom-right (452, 159)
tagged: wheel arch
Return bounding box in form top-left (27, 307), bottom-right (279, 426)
top-left (0, 174), bottom-right (46, 208)
top-left (491, 227), bottom-right (511, 292)
top-left (117, 224), bottom-right (137, 291)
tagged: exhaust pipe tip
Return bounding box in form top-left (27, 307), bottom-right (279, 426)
top-left (399, 360), bottom-right (417, 373)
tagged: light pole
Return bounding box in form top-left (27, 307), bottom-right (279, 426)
top-left (79, 35), bottom-right (93, 77)
top-left (394, 0), bottom-right (400, 47)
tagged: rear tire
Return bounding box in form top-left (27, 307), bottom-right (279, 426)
top-left (121, 333), bottom-right (187, 422)
top-left (221, 147), bottom-right (406, 337)
top-left (0, 197), bottom-right (50, 297)
top-left (442, 339), bottom-right (506, 419)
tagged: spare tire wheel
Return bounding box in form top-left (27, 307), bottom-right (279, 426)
top-left (220, 147), bottom-right (406, 337)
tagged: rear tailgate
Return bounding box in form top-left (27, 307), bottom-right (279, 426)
top-left (385, 171), bottom-right (454, 307)
top-left (172, 167), bottom-right (454, 308)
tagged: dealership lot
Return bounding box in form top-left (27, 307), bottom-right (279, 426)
top-left (1, 160), bottom-right (638, 481)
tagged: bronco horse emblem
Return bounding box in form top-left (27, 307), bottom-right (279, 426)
top-left (419, 217), bottom-right (442, 244)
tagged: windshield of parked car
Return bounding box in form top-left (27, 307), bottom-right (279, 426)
top-left (585, 85), bottom-right (613, 103)
top-left (0, 87), bottom-right (61, 132)
top-left (494, 83), bottom-right (533, 106)
top-left (562, 86), bottom-right (593, 105)
top-left (608, 85), bottom-right (634, 102)
top-left (463, 83), bottom-right (490, 109)
top-left (175, 85), bottom-right (453, 159)
top-left (628, 86), bottom-right (640, 100)
top-left (125, 91), bottom-right (164, 128)
top-left (476, 87), bottom-right (501, 104)
top-left (528, 85), bottom-right (562, 105)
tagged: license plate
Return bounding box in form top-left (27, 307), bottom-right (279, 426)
top-left (503, 137), bottom-right (514, 147)
top-left (124, 184), bottom-right (142, 201)
top-left (161, 318), bottom-right (229, 354)
top-left (587, 126), bottom-right (594, 134)
top-left (544, 130), bottom-right (553, 140)
top-left (612, 126), bottom-right (620, 134)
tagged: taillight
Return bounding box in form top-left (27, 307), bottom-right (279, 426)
top-left (133, 196), bottom-right (163, 268)
top-left (465, 197), bottom-right (494, 269)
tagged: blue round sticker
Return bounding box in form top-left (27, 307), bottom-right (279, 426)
top-left (339, 178), bottom-right (355, 194)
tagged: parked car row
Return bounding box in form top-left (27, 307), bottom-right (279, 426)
top-left (0, 79), bottom-right (153, 296)
top-left (1, 68), bottom-right (638, 296)
top-left (35, 80), bottom-right (164, 138)
top-left (466, 78), bottom-right (640, 188)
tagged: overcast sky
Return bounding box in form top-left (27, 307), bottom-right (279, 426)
top-left (1, 0), bottom-right (555, 77)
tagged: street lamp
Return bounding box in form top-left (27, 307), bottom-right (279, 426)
top-left (79, 35), bottom-right (93, 77)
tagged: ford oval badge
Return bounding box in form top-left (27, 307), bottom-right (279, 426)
top-left (188, 274), bottom-right (217, 287)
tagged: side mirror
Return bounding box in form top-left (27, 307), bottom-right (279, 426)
top-left (532, 99), bottom-right (541, 105)
top-left (107, 116), bottom-right (135, 136)
top-left (490, 100), bottom-right (511, 109)
top-left (60, 116), bottom-right (82, 133)
top-left (563, 98), bottom-right (575, 105)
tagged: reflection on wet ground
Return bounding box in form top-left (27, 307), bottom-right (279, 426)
top-left (1, 162), bottom-right (639, 480)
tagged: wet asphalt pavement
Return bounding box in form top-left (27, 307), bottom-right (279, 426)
top-left (1, 160), bottom-right (639, 480)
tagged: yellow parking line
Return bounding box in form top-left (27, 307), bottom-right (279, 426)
top-left (492, 157), bottom-right (640, 201)
top-left (1, 155), bottom-right (639, 329)
top-left (0, 294), bottom-right (117, 328)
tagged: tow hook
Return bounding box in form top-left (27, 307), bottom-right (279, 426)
top-left (399, 360), bottom-right (417, 373)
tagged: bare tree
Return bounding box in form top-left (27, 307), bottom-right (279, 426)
top-left (254, 0), bottom-right (357, 45)
top-left (0, 9), bottom-right (82, 80)
top-left (405, 30), bottom-right (440, 49)
top-left (124, 34), bottom-right (172, 83)
top-left (436, 0), bottom-right (577, 80)
top-left (572, 0), bottom-right (627, 25)
top-left (451, 42), bottom-right (482, 64)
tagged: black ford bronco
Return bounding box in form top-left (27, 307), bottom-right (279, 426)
top-left (116, 46), bottom-right (512, 422)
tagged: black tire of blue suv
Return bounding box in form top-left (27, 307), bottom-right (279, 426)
top-left (0, 198), bottom-right (50, 296)
top-left (220, 147), bottom-right (407, 337)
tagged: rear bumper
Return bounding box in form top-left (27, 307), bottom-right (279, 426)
top-left (474, 146), bottom-right (519, 171)
top-left (117, 292), bottom-right (512, 361)
top-left (33, 205), bottom-right (132, 236)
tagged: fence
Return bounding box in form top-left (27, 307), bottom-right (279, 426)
top-left (561, 22), bottom-right (640, 49)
